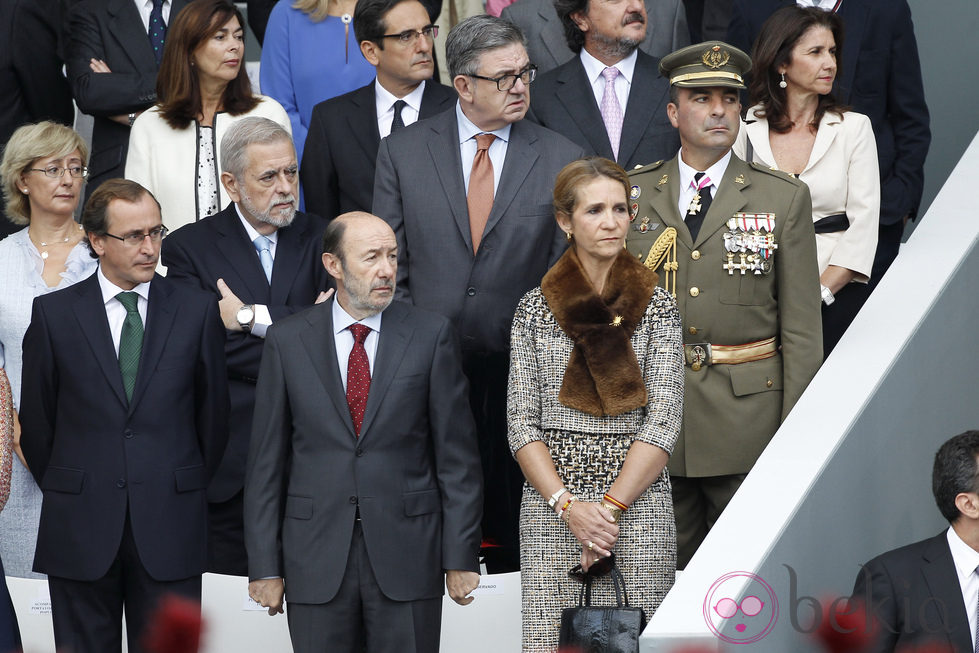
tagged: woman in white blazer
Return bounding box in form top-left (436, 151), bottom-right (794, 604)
top-left (126, 0), bottom-right (291, 235)
top-left (734, 5), bottom-right (879, 356)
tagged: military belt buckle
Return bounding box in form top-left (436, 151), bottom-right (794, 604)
top-left (684, 343), bottom-right (712, 371)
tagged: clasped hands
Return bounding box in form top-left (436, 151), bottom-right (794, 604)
top-left (566, 501), bottom-right (618, 572)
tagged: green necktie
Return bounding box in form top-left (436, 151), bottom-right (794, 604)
top-left (116, 291), bottom-right (143, 402)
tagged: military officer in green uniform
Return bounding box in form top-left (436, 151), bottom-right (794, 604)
top-left (626, 41), bottom-right (823, 568)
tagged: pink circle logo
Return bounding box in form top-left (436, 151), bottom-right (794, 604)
top-left (703, 571), bottom-right (779, 644)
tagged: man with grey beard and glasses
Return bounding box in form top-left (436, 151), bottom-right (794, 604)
top-left (526, 0), bottom-right (680, 170)
top-left (162, 116), bottom-right (332, 576)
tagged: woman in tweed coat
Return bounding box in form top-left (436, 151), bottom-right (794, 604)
top-left (507, 157), bottom-right (685, 652)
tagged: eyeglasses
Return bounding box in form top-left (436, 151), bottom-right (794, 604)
top-left (714, 596), bottom-right (765, 619)
top-left (381, 24), bottom-right (438, 45)
top-left (29, 165), bottom-right (88, 179)
top-left (470, 64), bottom-right (537, 91)
top-left (103, 225), bottom-right (169, 246)
top-left (568, 552), bottom-right (616, 582)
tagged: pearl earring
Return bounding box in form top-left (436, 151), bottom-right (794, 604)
top-left (779, 73), bottom-right (787, 89)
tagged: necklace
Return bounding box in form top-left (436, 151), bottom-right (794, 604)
top-left (331, 0), bottom-right (356, 64)
top-left (32, 223), bottom-right (82, 260)
top-left (342, 13), bottom-right (352, 64)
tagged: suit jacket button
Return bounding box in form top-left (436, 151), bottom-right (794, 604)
top-left (355, 447), bottom-right (364, 457)
top-left (689, 287), bottom-right (700, 297)
top-left (688, 326), bottom-right (698, 335)
top-left (349, 496), bottom-right (357, 504)
top-left (117, 479), bottom-right (126, 488)
top-left (466, 287), bottom-right (476, 297)
top-left (691, 250), bottom-right (701, 260)
top-left (124, 429), bottom-right (134, 439)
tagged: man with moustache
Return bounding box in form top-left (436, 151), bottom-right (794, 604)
top-left (162, 117), bottom-right (331, 576)
top-left (245, 212), bottom-right (482, 653)
top-left (500, 0), bottom-right (689, 74)
top-left (19, 179), bottom-right (228, 652)
top-left (302, 0), bottom-right (455, 220)
top-left (372, 14), bottom-right (583, 573)
top-left (626, 42), bottom-right (822, 568)
top-left (527, 0), bottom-right (679, 170)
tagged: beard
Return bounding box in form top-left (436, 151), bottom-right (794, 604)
top-left (340, 259), bottom-right (395, 317)
top-left (591, 15), bottom-right (645, 60)
top-left (241, 191), bottom-right (297, 228)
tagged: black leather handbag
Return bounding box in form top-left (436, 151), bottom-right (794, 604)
top-left (558, 560), bottom-right (647, 653)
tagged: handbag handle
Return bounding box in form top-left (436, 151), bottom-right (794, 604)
top-left (577, 560), bottom-right (630, 608)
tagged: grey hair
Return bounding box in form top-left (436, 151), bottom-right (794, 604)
top-left (446, 15), bottom-right (526, 79)
top-left (220, 117), bottom-right (294, 180)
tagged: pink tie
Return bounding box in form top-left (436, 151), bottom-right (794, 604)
top-left (600, 67), bottom-right (623, 160)
top-left (346, 324), bottom-right (371, 436)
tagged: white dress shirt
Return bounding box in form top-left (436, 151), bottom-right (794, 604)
top-left (376, 79), bottom-right (426, 140)
top-left (134, 0), bottom-right (172, 32)
top-left (235, 205), bottom-right (277, 337)
top-left (676, 150), bottom-right (731, 219)
top-left (97, 266), bottom-right (150, 356)
top-left (332, 300), bottom-right (383, 391)
top-left (947, 526), bottom-right (979, 650)
top-left (456, 102), bottom-right (511, 195)
top-left (579, 48), bottom-right (636, 116)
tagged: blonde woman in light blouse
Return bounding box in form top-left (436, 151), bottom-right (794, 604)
top-left (0, 122), bottom-right (97, 579)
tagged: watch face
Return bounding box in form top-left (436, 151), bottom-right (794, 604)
top-left (237, 306), bottom-right (255, 323)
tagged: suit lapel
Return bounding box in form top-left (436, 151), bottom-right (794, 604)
top-left (358, 304), bottom-right (411, 441)
top-left (427, 112), bottom-right (472, 251)
top-left (269, 215), bottom-right (306, 303)
top-left (129, 275), bottom-right (177, 414)
top-left (301, 302), bottom-right (357, 437)
top-left (539, 9), bottom-right (570, 70)
top-left (483, 121), bottom-right (539, 240)
top-left (743, 110), bottom-right (777, 167)
top-left (618, 54), bottom-right (670, 167)
top-left (836, 2), bottom-right (869, 103)
top-left (804, 113), bottom-right (842, 174)
top-left (920, 533), bottom-right (973, 652)
top-left (74, 274), bottom-right (128, 408)
top-left (106, 0), bottom-right (157, 69)
top-left (347, 85), bottom-right (382, 165)
top-left (646, 158), bottom-right (692, 250)
top-left (693, 157), bottom-right (750, 248)
top-left (215, 207), bottom-right (272, 303)
top-left (556, 61), bottom-right (614, 160)
top-left (419, 81), bottom-right (453, 119)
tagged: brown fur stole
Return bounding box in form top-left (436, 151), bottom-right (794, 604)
top-left (541, 247), bottom-right (658, 417)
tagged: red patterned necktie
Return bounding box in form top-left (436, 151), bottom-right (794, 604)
top-left (346, 324), bottom-right (371, 436)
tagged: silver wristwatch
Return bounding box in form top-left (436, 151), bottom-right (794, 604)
top-left (820, 285), bottom-right (835, 306)
top-left (236, 304), bottom-right (256, 332)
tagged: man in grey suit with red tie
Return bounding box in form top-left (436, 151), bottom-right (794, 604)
top-left (372, 15), bottom-right (583, 572)
top-left (245, 212), bottom-right (483, 653)
top-left (19, 179), bottom-right (229, 653)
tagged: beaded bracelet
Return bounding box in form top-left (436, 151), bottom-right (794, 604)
top-left (559, 496), bottom-right (577, 522)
